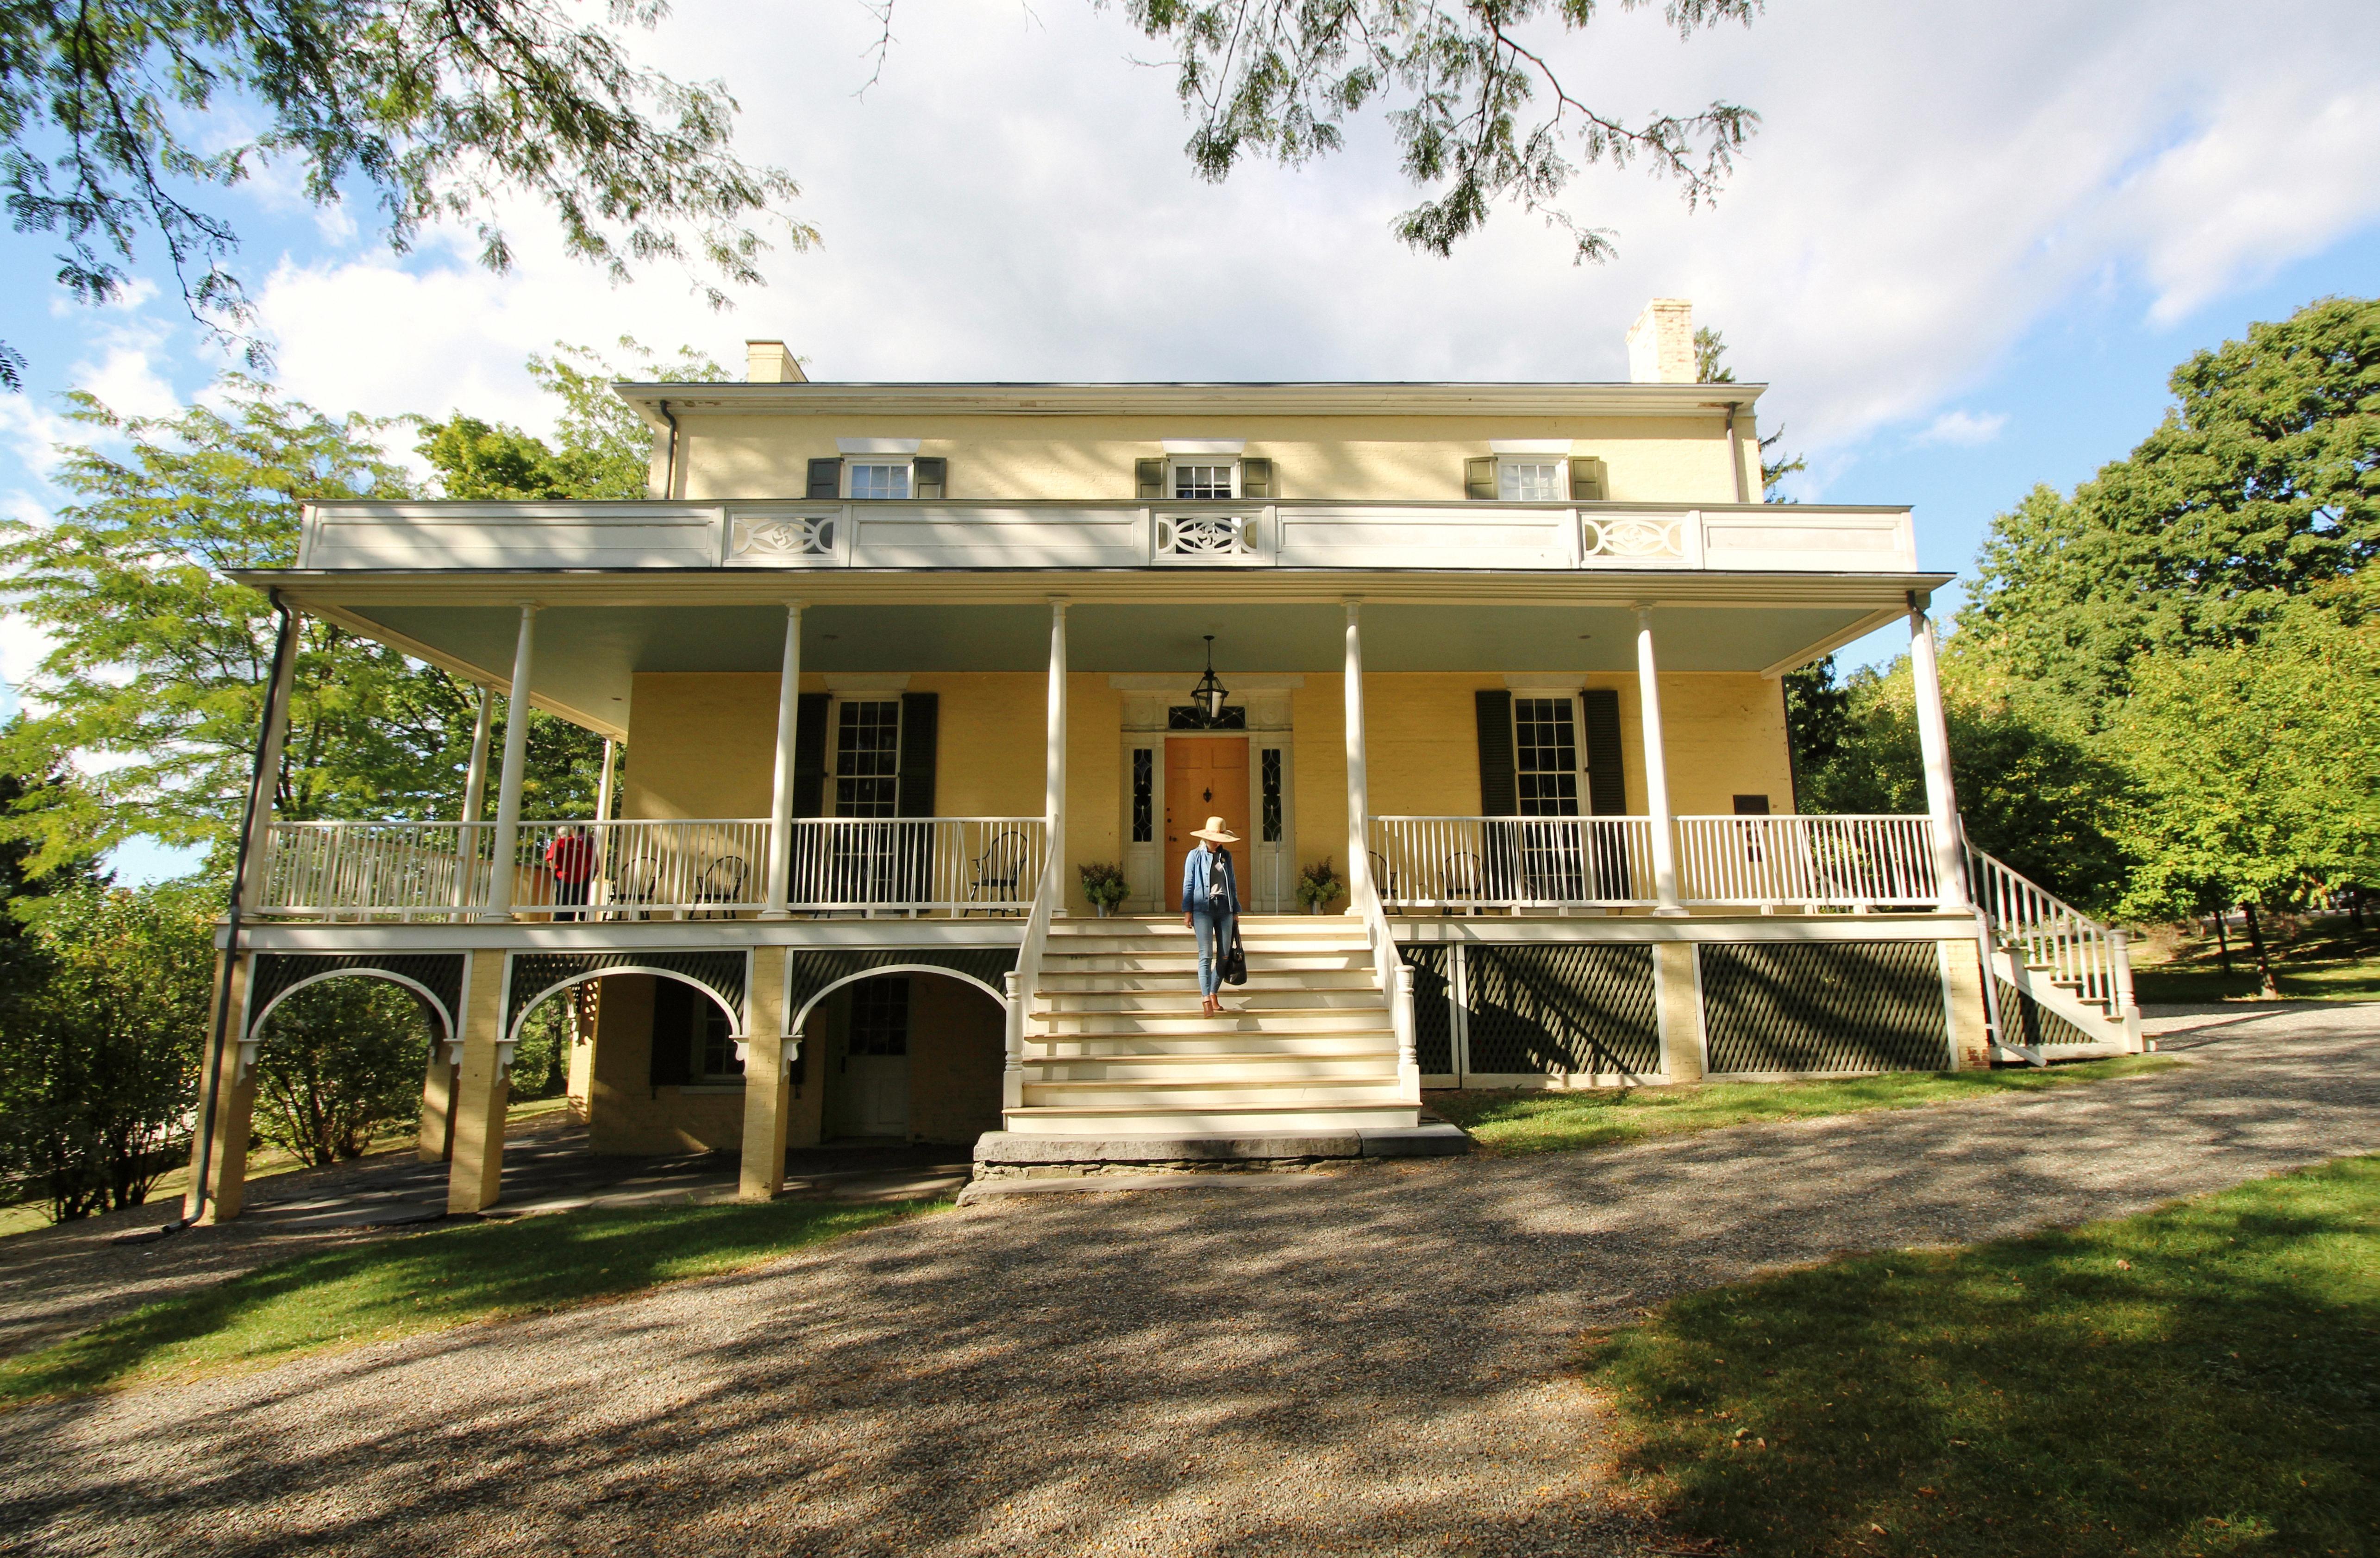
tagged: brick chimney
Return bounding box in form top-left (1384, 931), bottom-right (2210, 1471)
top-left (1625, 299), bottom-right (1695, 384)
top-left (745, 340), bottom-right (807, 383)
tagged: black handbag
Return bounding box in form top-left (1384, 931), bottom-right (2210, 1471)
top-left (1221, 918), bottom-right (1248, 987)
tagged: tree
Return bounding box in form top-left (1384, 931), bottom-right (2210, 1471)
top-left (251, 978), bottom-right (434, 1164)
top-left (1115, 0), bottom-right (1760, 260)
top-left (0, 882), bottom-right (217, 1220)
top-left (1962, 296), bottom-right (2379, 722)
top-left (2113, 585), bottom-right (2379, 994)
top-left (0, 0), bottom-right (807, 386)
top-left (418, 338), bottom-right (727, 501)
top-left (1795, 659), bottom-right (2133, 913)
top-left (1693, 324), bottom-right (1805, 495)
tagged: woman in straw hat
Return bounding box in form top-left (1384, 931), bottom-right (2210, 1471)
top-left (1180, 817), bottom-right (1241, 1017)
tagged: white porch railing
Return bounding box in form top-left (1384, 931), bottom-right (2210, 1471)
top-left (1676, 814), bottom-right (1941, 909)
top-left (1370, 817), bottom-right (1660, 910)
top-left (1967, 846), bottom-right (2133, 1022)
top-left (257, 817), bottom-right (1048, 920)
top-left (1370, 814), bottom-right (1946, 911)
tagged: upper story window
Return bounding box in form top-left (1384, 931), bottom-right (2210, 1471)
top-left (1513, 696), bottom-right (1582, 816)
top-left (1499, 459), bottom-right (1566, 501)
top-left (833, 699), bottom-right (902, 817)
top-left (1173, 462), bottom-right (1236, 500)
top-left (849, 461), bottom-right (911, 501)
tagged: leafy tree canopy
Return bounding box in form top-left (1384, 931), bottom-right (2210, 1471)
top-left (418, 339), bottom-right (726, 500)
top-left (1962, 295), bottom-right (2379, 721)
top-left (1115, 0), bottom-right (1760, 260)
top-left (0, 0), bottom-right (808, 385)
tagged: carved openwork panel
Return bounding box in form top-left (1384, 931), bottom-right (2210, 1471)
top-left (729, 513), bottom-right (838, 565)
top-left (1579, 515), bottom-right (1686, 562)
top-left (1153, 513), bottom-right (1261, 565)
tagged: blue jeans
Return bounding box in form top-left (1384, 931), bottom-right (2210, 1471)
top-left (1191, 906), bottom-right (1234, 998)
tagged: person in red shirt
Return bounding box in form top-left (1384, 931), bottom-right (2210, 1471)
top-left (545, 826), bottom-right (598, 920)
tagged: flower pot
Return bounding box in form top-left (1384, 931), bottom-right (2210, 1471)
top-left (1094, 902), bottom-right (1111, 917)
top-left (1304, 901), bottom-right (1321, 915)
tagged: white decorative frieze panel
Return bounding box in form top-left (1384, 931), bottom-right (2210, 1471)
top-left (1153, 511), bottom-right (1265, 565)
top-left (727, 511), bottom-right (839, 565)
top-left (1701, 512), bottom-right (1916, 572)
top-left (1274, 506), bottom-right (1573, 569)
top-left (302, 503), bottom-right (722, 570)
top-left (1578, 512), bottom-right (1690, 566)
top-left (850, 506), bottom-right (1146, 568)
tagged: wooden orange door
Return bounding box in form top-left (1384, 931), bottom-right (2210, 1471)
top-left (1165, 737), bottom-right (1249, 910)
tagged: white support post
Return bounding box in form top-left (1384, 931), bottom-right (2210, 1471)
top-left (761, 603), bottom-right (804, 919)
top-left (462, 690), bottom-right (494, 823)
top-left (237, 609), bottom-right (304, 913)
top-left (595, 737), bottom-right (616, 825)
top-left (483, 605), bottom-right (539, 920)
top-left (1907, 598), bottom-right (1972, 911)
top-left (1635, 606), bottom-right (1685, 915)
top-left (1045, 598), bottom-right (1069, 912)
top-left (1343, 600), bottom-right (1372, 898)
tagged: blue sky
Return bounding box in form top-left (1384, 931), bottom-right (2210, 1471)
top-left (2, 0), bottom-right (2376, 882)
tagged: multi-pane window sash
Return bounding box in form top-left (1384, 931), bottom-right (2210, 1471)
top-left (849, 462), bottom-right (910, 500)
top-left (1174, 463), bottom-right (1234, 499)
top-left (834, 700), bottom-right (902, 817)
top-left (1499, 461), bottom-right (1564, 501)
top-left (850, 980), bottom-right (909, 1057)
top-left (698, 1004), bottom-right (744, 1080)
top-left (1514, 697), bottom-right (1582, 816)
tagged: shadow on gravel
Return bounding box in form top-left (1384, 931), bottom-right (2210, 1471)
top-left (0, 1009), bottom-right (2371, 1558)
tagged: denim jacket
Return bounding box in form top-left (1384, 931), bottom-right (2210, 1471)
top-left (1180, 845), bottom-right (1239, 916)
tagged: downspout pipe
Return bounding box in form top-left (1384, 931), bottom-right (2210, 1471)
top-left (658, 400), bottom-right (679, 499)
top-left (1725, 402), bottom-right (1750, 504)
top-left (171, 592), bottom-right (300, 1233)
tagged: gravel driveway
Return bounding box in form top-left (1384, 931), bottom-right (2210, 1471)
top-left (3, 1003), bottom-right (2373, 1558)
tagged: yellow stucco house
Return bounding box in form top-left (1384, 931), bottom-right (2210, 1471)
top-left (185, 300), bottom-right (2142, 1219)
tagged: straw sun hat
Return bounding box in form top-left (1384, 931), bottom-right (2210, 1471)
top-left (1190, 817), bottom-right (1240, 844)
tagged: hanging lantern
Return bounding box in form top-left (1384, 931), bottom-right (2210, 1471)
top-left (1190, 635), bottom-right (1230, 725)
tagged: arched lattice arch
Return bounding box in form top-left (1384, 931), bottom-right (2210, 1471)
top-left (505, 950), bottom-right (747, 1043)
top-left (246, 953), bottom-right (468, 1043)
top-left (783, 947), bottom-right (1016, 1036)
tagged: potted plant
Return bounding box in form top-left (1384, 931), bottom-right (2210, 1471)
top-left (1296, 856), bottom-right (1344, 914)
top-left (1078, 861), bottom-right (1130, 917)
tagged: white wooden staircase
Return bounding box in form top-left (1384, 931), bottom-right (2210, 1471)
top-left (1968, 848), bottom-right (2144, 1062)
top-left (1004, 915), bottom-right (1421, 1136)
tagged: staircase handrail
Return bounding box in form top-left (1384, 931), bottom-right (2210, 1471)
top-left (1002, 855), bottom-right (1060, 1109)
top-left (1965, 845), bottom-right (2133, 1018)
top-left (1353, 859), bottom-right (1420, 1102)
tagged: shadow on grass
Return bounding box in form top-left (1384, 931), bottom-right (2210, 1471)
top-left (0, 1196), bottom-right (944, 1404)
top-left (1584, 1156), bottom-right (2380, 1558)
top-left (1433, 1056), bottom-right (2181, 1153)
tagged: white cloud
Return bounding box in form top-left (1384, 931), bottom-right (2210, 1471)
top-left (1912, 410), bottom-right (2009, 448)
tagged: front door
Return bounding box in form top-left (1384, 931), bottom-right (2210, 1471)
top-left (833, 977), bottom-right (910, 1137)
top-left (1165, 737), bottom-right (1249, 910)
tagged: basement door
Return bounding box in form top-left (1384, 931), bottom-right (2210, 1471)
top-left (833, 978), bottom-right (911, 1138)
top-left (1164, 737), bottom-right (1249, 910)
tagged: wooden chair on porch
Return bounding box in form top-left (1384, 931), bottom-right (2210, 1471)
top-left (967, 829), bottom-right (1033, 915)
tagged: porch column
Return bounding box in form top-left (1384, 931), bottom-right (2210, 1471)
top-left (761, 603), bottom-right (804, 919)
top-left (1907, 596), bottom-right (1972, 911)
top-left (236, 607), bottom-right (304, 912)
top-left (1635, 607), bottom-right (1685, 915)
top-left (417, 1041), bottom-right (457, 1162)
top-left (1046, 597), bottom-right (1069, 908)
top-left (188, 951), bottom-right (261, 1221)
top-left (482, 605), bottom-right (539, 920)
top-left (461, 689), bottom-right (494, 822)
top-left (595, 737), bottom-right (617, 824)
top-left (447, 948), bottom-right (513, 1213)
top-left (1343, 599), bottom-right (1372, 898)
top-left (738, 949), bottom-right (793, 1201)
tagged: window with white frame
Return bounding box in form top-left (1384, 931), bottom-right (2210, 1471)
top-left (847, 460), bottom-right (911, 501)
top-left (833, 699), bottom-right (902, 817)
top-left (696, 1002), bottom-right (744, 1081)
top-left (1513, 696), bottom-right (1583, 816)
top-left (1172, 460), bottom-right (1236, 500)
top-left (1499, 458), bottom-right (1567, 502)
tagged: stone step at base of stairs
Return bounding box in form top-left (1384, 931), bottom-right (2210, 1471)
top-left (995, 1104), bottom-right (1430, 1137)
top-left (973, 1122), bottom-right (1469, 1171)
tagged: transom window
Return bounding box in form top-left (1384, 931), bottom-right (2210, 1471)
top-left (1514, 697), bottom-right (1581, 816)
top-left (1173, 462), bottom-right (1235, 500)
top-left (833, 700), bottom-right (902, 817)
top-left (848, 461), bottom-right (911, 500)
top-left (1499, 459), bottom-right (1566, 501)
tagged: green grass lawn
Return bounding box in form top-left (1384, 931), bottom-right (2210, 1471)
top-left (2130, 914), bottom-right (2380, 1005)
top-left (0, 1194), bottom-right (944, 1405)
top-left (1431, 1055), bottom-right (2180, 1153)
top-left (1583, 1155), bottom-right (2379, 1558)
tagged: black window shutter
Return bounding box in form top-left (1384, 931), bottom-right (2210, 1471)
top-left (1475, 690), bottom-right (1516, 815)
top-left (1239, 458), bottom-right (1273, 499)
top-left (896, 692), bottom-right (939, 817)
top-left (648, 978), bottom-right (694, 1086)
top-left (1135, 457), bottom-right (1166, 500)
top-left (913, 457), bottom-right (947, 500)
top-left (1571, 457), bottom-right (1607, 502)
top-left (806, 457), bottom-right (842, 500)
top-left (1582, 688), bottom-right (1628, 815)
top-left (791, 692), bottom-right (830, 818)
top-left (1464, 456), bottom-right (1498, 501)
